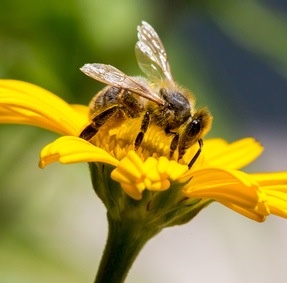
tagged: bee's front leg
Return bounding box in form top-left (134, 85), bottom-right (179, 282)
top-left (188, 139), bottom-right (203, 169)
top-left (134, 111), bottom-right (150, 149)
top-left (165, 128), bottom-right (179, 159)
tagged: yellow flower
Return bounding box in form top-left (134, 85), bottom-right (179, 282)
top-left (1, 79), bottom-right (287, 223)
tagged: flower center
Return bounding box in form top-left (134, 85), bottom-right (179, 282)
top-left (89, 117), bottom-right (201, 166)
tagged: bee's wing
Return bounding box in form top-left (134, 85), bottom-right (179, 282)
top-left (135, 21), bottom-right (174, 84)
top-left (80, 63), bottom-right (164, 105)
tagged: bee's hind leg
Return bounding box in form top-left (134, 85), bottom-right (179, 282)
top-left (79, 106), bottom-right (118, 140)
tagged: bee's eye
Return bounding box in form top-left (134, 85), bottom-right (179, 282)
top-left (190, 119), bottom-right (201, 134)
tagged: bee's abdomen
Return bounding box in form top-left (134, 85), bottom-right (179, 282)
top-left (92, 86), bottom-right (122, 109)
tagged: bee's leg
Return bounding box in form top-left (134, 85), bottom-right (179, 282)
top-left (169, 132), bottom-right (180, 159)
top-left (179, 108), bottom-right (211, 167)
top-left (164, 128), bottom-right (179, 158)
top-left (79, 105), bottom-right (118, 140)
top-left (188, 139), bottom-right (203, 169)
top-left (134, 111), bottom-right (150, 149)
top-left (177, 117), bottom-right (201, 163)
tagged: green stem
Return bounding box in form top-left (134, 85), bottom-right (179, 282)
top-left (89, 163), bottom-right (208, 282)
top-left (94, 213), bottom-right (159, 283)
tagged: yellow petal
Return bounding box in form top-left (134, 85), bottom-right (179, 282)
top-left (149, 179), bottom-right (170, 191)
top-left (205, 138), bottom-right (263, 170)
top-left (0, 80), bottom-right (88, 136)
top-left (251, 172), bottom-right (287, 187)
top-left (220, 202), bottom-right (267, 222)
top-left (111, 152), bottom-right (188, 200)
top-left (0, 106), bottom-right (70, 135)
top-left (204, 138), bottom-right (228, 152)
top-left (166, 160), bottom-right (188, 180)
top-left (111, 151), bottom-right (147, 199)
top-left (39, 136), bottom-right (119, 168)
top-left (116, 151), bottom-right (145, 180)
top-left (264, 193), bottom-right (287, 218)
top-left (251, 172), bottom-right (287, 218)
top-left (157, 156), bottom-right (169, 175)
top-left (120, 183), bottom-right (144, 200)
top-left (183, 168), bottom-right (268, 215)
top-left (71, 104), bottom-right (90, 117)
top-left (144, 157), bottom-right (161, 181)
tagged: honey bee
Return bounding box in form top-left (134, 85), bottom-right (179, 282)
top-left (79, 21), bottom-right (212, 168)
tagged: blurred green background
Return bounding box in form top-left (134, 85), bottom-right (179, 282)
top-left (1, 0), bottom-right (287, 282)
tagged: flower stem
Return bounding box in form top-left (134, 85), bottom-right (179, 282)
top-left (94, 213), bottom-right (159, 283)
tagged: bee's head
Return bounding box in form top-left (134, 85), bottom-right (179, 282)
top-left (159, 88), bottom-right (191, 126)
